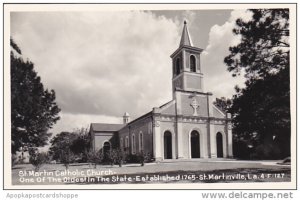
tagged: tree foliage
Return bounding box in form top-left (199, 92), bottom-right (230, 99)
top-left (29, 148), bottom-right (48, 172)
top-left (224, 9), bottom-right (290, 159)
top-left (49, 132), bottom-right (76, 161)
top-left (230, 68), bottom-right (290, 158)
top-left (86, 150), bottom-right (104, 168)
top-left (70, 128), bottom-right (90, 156)
top-left (49, 129), bottom-right (91, 162)
top-left (213, 97), bottom-right (232, 113)
top-left (225, 9), bottom-right (289, 80)
top-left (11, 39), bottom-right (61, 154)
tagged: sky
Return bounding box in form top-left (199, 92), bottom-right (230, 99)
top-left (10, 9), bottom-right (253, 137)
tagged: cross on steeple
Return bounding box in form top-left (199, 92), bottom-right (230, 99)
top-left (190, 98), bottom-right (199, 116)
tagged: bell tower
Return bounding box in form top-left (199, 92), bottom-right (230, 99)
top-left (170, 21), bottom-right (204, 96)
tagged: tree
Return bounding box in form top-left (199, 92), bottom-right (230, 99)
top-left (49, 132), bottom-right (77, 169)
top-left (60, 149), bottom-right (76, 170)
top-left (224, 9), bottom-right (289, 80)
top-left (69, 128), bottom-right (91, 161)
top-left (29, 148), bottom-right (48, 172)
top-left (49, 132), bottom-right (76, 161)
top-left (112, 148), bottom-right (126, 167)
top-left (230, 68), bottom-right (290, 158)
top-left (224, 9), bottom-right (290, 159)
top-left (213, 97), bottom-right (232, 113)
top-left (86, 150), bottom-right (104, 168)
top-left (11, 39), bottom-right (61, 154)
top-left (49, 130), bottom-right (91, 164)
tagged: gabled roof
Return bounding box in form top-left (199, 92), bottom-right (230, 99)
top-left (212, 105), bottom-right (226, 118)
top-left (90, 123), bottom-right (125, 132)
top-left (126, 111), bottom-right (152, 125)
top-left (179, 21), bottom-right (193, 47)
top-left (159, 100), bottom-right (174, 109)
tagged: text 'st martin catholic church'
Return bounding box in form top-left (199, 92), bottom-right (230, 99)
top-left (90, 21), bottom-right (233, 161)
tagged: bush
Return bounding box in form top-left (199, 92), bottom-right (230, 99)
top-left (282, 157), bottom-right (291, 164)
top-left (12, 154), bottom-right (18, 167)
top-left (106, 149), bottom-right (126, 167)
top-left (86, 150), bottom-right (104, 168)
top-left (126, 154), bottom-right (140, 163)
top-left (138, 151), bottom-right (145, 166)
top-left (144, 152), bottom-right (153, 163)
top-left (29, 148), bottom-right (48, 171)
top-left (251, 143), bottom-right (281, 160)
top-left (115, 149), bottom-right (126, 167)
top-left (77, 153), bottom-right (88, 163)
top-left (59, 149), bottom-right (76, 170)
top-left (233, 140), bottom-right (253, 160)
top-left (126, 151), bottom-right (153, 165)
top-left (18, 155), bottom-right (25, 164)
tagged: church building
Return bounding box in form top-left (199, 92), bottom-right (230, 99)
top-left (90, 21), bottom-right (233, 161)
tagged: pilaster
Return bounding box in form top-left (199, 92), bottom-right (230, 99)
top-left (227, 113), bottom-right (233, 158)
top-left (152, 108), bottom-right (162, 161)
top-left (177, 121), bottom-right (184, 159)
top-left (209, 120), bottom-right (217, 158)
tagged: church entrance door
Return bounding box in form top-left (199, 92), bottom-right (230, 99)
top-left (216, 132), bottom-right (223, 158)
top-left (191, 130), bottom-right (200, 158)
top-left (164, 131), bottom-right (172, 159)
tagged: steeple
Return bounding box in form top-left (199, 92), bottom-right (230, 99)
top-left (170, 21), bottom-right (204, 95)
top-left (179, 20), bottom-right (193, 47)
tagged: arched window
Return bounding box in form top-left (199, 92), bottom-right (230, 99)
top-left (120, 138), bottom-right (123, 148)
top-left (132, 134), bottom-right (136, 154)
top-left (125, 136), bottom-right (129, 151)
top-left (176, 58), bottom-right (181, 75)
top-left (216, 132), bottom-right (224, 158)
top-left (190, 55), bottom-right (196, 72)
top-left (139, 132), bottom-right (143, 152)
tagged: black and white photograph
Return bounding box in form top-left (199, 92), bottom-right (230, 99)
top-left (3, 3), bottom-right (296, 189)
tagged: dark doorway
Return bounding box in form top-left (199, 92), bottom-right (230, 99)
top-left (103, 141), bottom-right (111, 161)
top-left (216, 132), bottom-right (224, 158)
top-left (191, 130), bottom-right (200, 158)
top-left (164, 131), bottom-right (172, 159)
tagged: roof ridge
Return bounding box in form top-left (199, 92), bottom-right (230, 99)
top-left (91, 122), bottom-right (123, 125)
top-left (159, 99), bottom-right (175, 109)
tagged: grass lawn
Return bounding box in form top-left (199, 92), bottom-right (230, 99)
top-left (12, 160), bottom-right (291, 185)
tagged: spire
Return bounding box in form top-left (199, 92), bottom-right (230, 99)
top-left (179, 20), bottom-right (193, 47)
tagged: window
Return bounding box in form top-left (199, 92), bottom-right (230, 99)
top-left (190, 55), bottom-right (196, 72)
top-left (120, 138), bottom-right (123, 148)
top-left (132, 134), bottom-right (136, 154)
top-left (139, 132), bottom-right (143, 152)
top-left (176, 58), bottom-right (181, 75)
top-left (148, 122), bottom-right (152, 135)
top-left (125, 136), bottom-right (129, 151)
